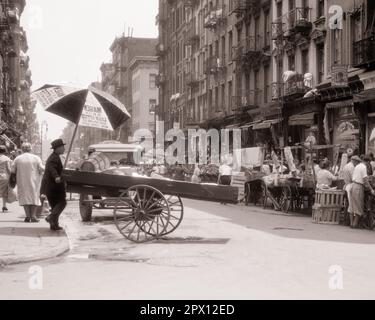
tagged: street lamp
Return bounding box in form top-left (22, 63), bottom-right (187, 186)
top-left (40, 120), bottom-right (48, 161)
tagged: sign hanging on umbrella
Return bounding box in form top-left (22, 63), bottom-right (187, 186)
top-left (32, 84), bottom-right (131, 167)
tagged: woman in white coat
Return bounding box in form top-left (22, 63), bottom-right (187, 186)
top-left (11, 143), bottom-right (44, 222)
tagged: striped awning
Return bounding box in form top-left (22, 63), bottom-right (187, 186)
top-left (252, 119), bottom-right (282, 130)
top-left (353, 88), bottom-right (375, 103)
top-left (288, 112), bottom-right (315, 126)
top-left (326, 99), bottom-right (354, 109)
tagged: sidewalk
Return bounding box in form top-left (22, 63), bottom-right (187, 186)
top-left (0, 202), bottom-right (70, 266)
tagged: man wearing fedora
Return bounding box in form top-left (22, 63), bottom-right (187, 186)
top-left (41, 139), bottom-right (67, 231)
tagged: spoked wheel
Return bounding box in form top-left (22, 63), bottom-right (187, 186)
top-left (261, 182), bottom-right (268, 209)
top-left (280, 186), bottom-right (291, 213)
top-left (79, 194), bottom-right (93, 222)
top-left (159, 195), bottom-right (184, 236)
top-left (113, 185), bottom-right (170, 243)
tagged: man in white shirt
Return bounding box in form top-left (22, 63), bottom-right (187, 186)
top-left (349, 156), bottom-right (375, 228)
top-left (218, 162), bottom-right (232, 205)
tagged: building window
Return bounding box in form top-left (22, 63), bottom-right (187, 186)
top-left (228, 31), bottom-right (233, 60)
top-left (302, 49), bottom-right (309, 74)
top-left (277, 1), bottom-right (282, 18)
top-left (317, 43), bottom-right (325, 84)
top-left (228, 81), bottom-right (233, 110)
top-left (149, 99), bottom-right (157, 114)
top-left (221, 84), bottom-right (225, 111)
top-left (264, 66), bottom-right (269, 103)
top-left (254, 70), bottom-right (259, 105)
top-left (288, 54), bottom-right (295, 71)
top-left (221, 35), bottom-right (226, 63)
top-left (332, 29), bottom-right (342, 65)
top-left (149, 74), bottom-right (157, 89)
top-left (317, 0), bottom-right (325, 19)
top-left (264, 11), bottom-right (270, 47)
top-left (245, 73), bottom-right (250, 93)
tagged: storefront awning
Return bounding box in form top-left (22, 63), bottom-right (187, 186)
top-left (288, 112), bottom-right (315, 126)
top-left (357, 70), bottom-right (375, 91)
top-left (252, 119), bottom-right (282, 130)
top-left (239, 120), bottom-right (262, 130)
top-left (326, 99), bottom-right (354, 109)
top-left (353, 88), bottom-right (375, 103)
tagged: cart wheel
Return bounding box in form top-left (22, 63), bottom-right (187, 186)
top-left (80, 194), bottom-right (93, 222)
top-left (261, 182), bottom-right (268, 209)
top-left (113, 185), bottom-right (170, 243)
top-left (158, 195), bottom-right (184, 236)
top-left (280, 187), bottom-right (291, 213)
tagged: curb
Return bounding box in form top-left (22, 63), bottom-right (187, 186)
top-left (0, 232), bottom-right (70, 267)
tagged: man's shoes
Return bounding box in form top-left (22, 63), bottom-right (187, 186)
top-left (24, 217), bottom-right (31, 223)
top-left (45, 215), bottom-right (63, 231)
top-left (30, 217), bottom-right (39, 223)
top-left (50, 225), bottom-right (63, 231)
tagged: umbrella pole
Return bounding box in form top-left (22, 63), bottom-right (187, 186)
top-left (63, 91), bottom-right (88, 168)
top-left (64, 122), bottom-right (80, 168)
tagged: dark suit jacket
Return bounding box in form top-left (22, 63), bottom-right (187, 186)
top-left (41, 152), bottom-right (66, 198)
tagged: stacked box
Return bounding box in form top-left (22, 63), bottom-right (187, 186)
top-left (312, 190), bottom-right (345, 225)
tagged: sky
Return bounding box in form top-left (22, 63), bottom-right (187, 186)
top-left (22, 0), bottom-right (158, 140)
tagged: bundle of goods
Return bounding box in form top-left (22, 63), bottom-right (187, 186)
top-left (199, 164), bottom-right (219, 183)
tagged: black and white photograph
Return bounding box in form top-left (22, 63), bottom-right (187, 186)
top-left (0, 0), bottom-right (375, 304)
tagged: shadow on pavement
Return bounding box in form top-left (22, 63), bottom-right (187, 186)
top-left (0, 227), bottom-right (62, 237)
top-left (184, 199), bottom-right (375, 245)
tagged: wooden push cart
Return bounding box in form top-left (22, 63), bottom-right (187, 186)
top-left (62, 170), bottom-right (238, 243)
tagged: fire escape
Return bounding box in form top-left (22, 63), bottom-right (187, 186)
top-left (231, 0), bottom-right (268, 119)
top-left (0, 1), bottom-right (18, 126)
top-left (271, 7), bottom-right (313, 102)
top-left (203, 3), bottom-right (227, 31)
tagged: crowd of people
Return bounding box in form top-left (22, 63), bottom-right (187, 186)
top-left (0, 139), bottom-right (68, 231)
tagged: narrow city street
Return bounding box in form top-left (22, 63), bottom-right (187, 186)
top-left (1, 199), bottom-right (375, 300)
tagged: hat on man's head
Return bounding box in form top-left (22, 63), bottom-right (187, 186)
top-left (351, 155), bottom-right (361, 163)
top-left (51, 139), bottom-right (66, 150)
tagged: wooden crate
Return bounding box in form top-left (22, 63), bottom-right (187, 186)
top-left (314, 190), bottom-right (345, 208)
top-left (231, 173), bottom-right (247, 202)
top-left (312, 205), bottom-right (341, 225)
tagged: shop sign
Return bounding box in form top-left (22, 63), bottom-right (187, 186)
top-left (331, 64), bottom-right (348, 87)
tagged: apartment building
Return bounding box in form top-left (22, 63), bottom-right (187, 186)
top-left (129, 56), bottom-right (159, 135)
top-left (0, 0), bottom-right (36, 148)
top-left (270, 0), bottom-right (374, 156)
top-left (157, 0), bottom-right (273, 148)
top-left (100, 36), bottom-right (158, 142)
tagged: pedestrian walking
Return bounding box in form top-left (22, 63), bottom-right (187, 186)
top-left (0, 145), bottom-right (12, 212)
top-left (41, 139), bottom-right (67, 231)
top-left (11, 143), bottom-right (44, 222)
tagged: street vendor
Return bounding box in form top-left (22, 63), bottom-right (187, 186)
top-left (304, 129), bottom-right (317, 148)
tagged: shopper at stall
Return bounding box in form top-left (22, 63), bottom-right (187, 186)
top-left (316, 161), bottom-right (338, 189)
top-left (349, 156), bottom-right (375, 228)
top-left (341, 155), bottom-right (357, 186)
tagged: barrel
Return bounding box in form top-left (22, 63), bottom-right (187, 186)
top-left (80, 152), bottom-right (111, 172)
